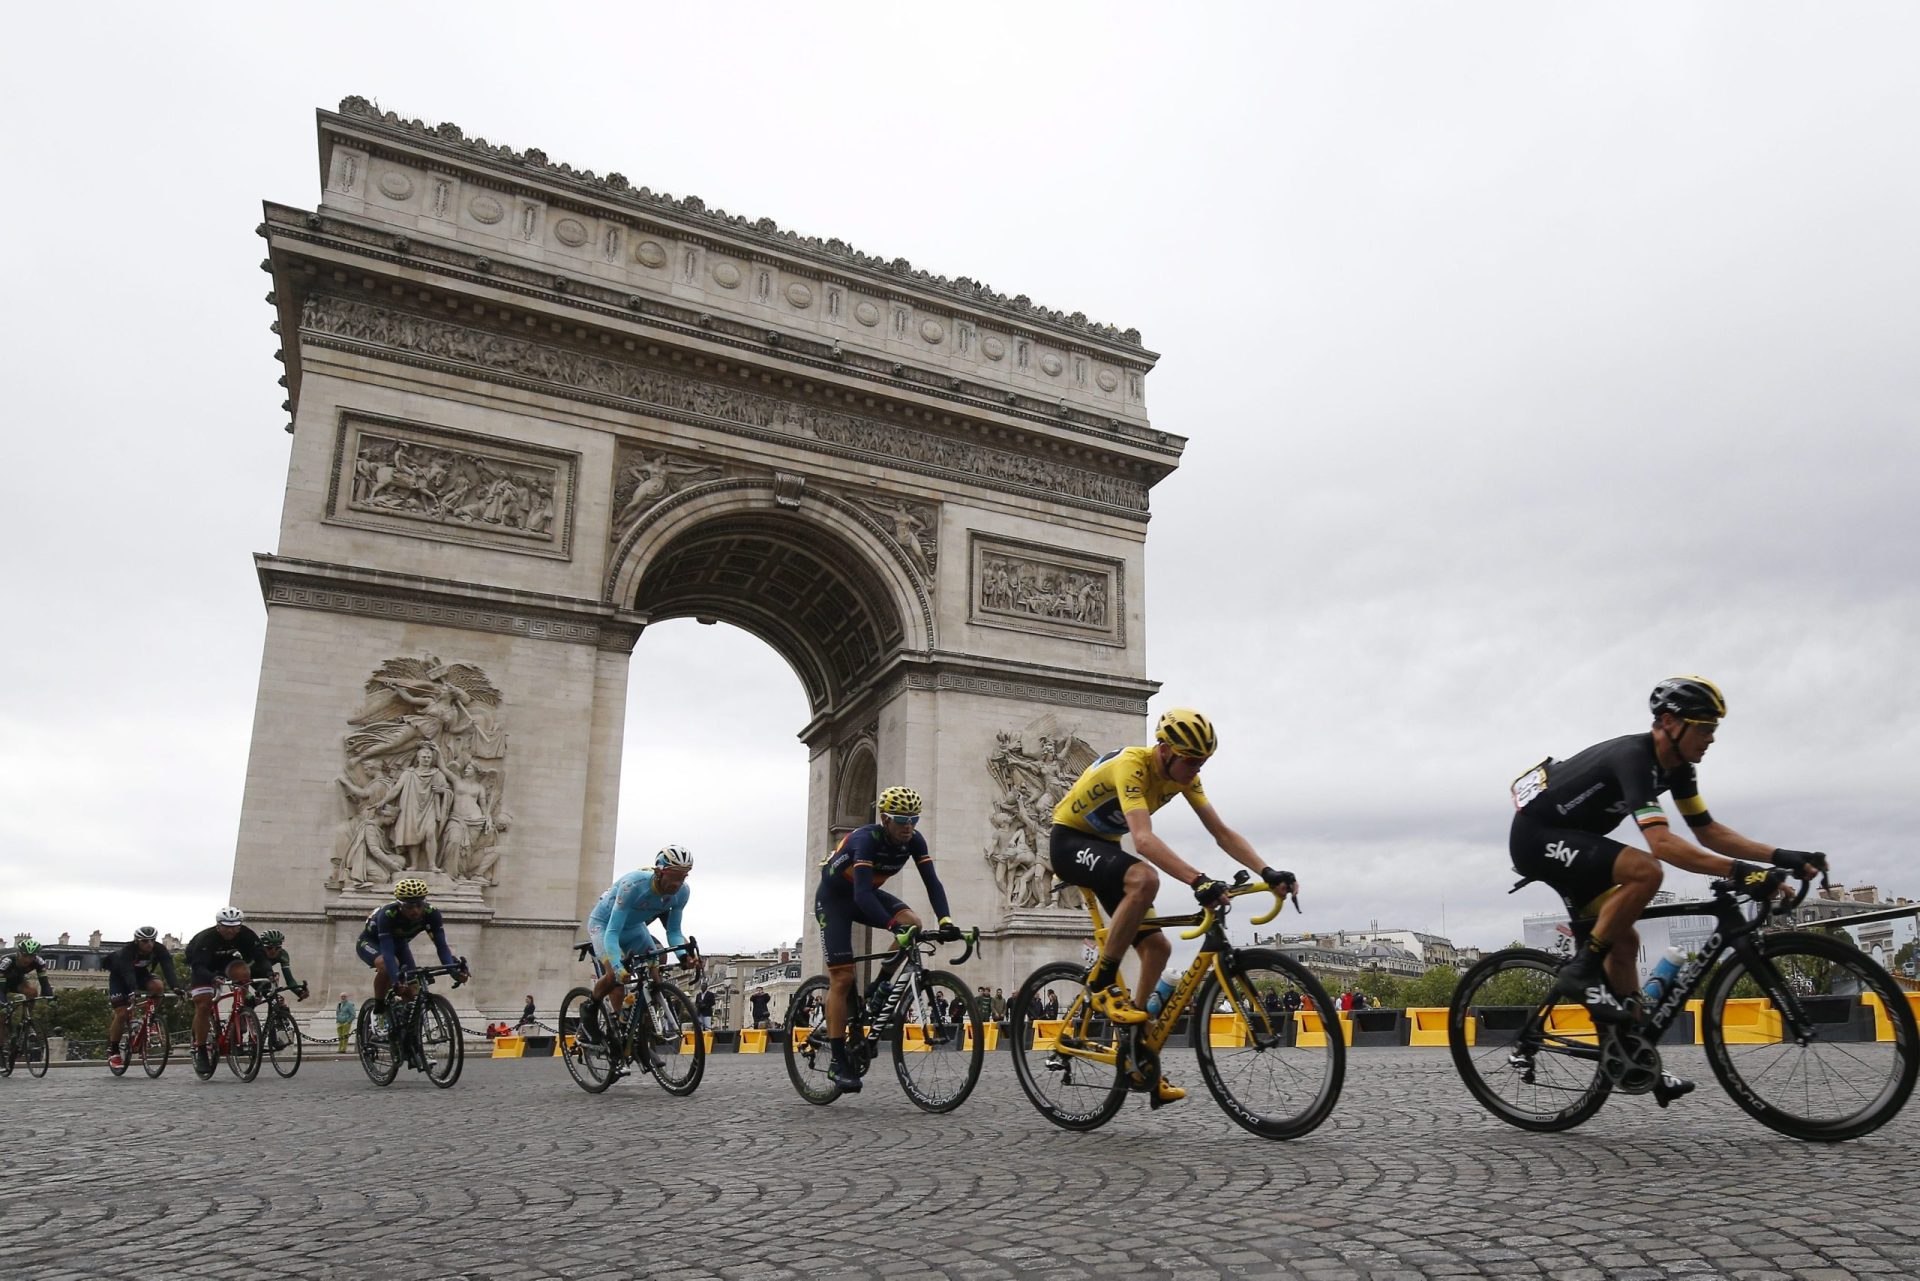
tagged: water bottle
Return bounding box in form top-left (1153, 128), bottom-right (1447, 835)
top-left (1145, 979), bottom-right (1177, 1017)
top-left (866, 981), bottom-right (892, 1018)
top-left (1641, 947), bottom-right (1685, 1004)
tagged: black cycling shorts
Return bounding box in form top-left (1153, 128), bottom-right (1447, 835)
top-left (108, 967), bottom-right (158, 1005)
top-left (1047, 825), bottom-right (1161, 940)
top-left (1509, 814), bottom-right (1626, 930)
top-left (813, 875), bottom-right (909, 966)
top-left (356, 937), bottom-right (417, 971)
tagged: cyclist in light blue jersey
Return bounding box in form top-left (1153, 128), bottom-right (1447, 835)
top-left (585, 845), bottom-right (699, 1035)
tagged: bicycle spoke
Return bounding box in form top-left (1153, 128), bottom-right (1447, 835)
top-left (1448, 949), bottom-right (1610, 1132)
top-left (1194, 950), bottom-right (1344, 1140)
top-left (891, 968), bottom-right (983, 1112)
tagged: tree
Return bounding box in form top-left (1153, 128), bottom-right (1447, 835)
top-left (1400, 965), bottom-right (1460, 1009)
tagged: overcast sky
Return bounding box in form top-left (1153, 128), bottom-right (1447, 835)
top-left (3, 4), bottom-right (1915, 955)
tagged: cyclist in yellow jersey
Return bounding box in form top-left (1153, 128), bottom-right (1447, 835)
top-left (1049, 707), bottom-right (1297, 1103)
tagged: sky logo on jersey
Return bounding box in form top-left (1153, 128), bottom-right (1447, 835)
top-left (1545, 840), bottom-right (1577, 867)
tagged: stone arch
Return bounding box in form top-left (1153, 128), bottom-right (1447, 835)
top-left (607, 478), bottom-right (933, 714)
top-left (833, 740), bottom-right (878, 829)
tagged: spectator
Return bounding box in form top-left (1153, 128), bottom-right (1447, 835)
top-left (750, 987), bottom-right (772, 1030)
top-left (335, 992), bottom-right (356, 1053)
top-left (518, 994), bottom-right (536, 1027)
top-left (1283, 987), bottom-right (1302, 1014)
top-left (1042, 990), bottom-right (1059, 1021)
top-left (933, 991), bottom-right (949, 1023)
top-left (991, 987), bottom-right (1008, 1022)
top-left (1027, 992), bottom-right (1043, 1018)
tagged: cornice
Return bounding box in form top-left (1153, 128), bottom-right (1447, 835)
top-left (255, 554), bottom-right (647, 652)
top-left (262, 205), bottom-right (1182, 463)
top-left (323, 96), bottom-right (1156, 359)
top-left (800, 650), bottom-right (1157, 742)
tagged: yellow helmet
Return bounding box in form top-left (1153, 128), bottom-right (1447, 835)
top-left (877, 786), bottom-right (923, 819)
top-left (393, 877), bottom-right (430, 902)
top-left (1155, 707), bottom-right (1218, 759)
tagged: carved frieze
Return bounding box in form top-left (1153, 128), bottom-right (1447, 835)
top-left (610, 442), bottom-right (722, 539)
top-left (299, 295), bottom-right (1148, 512)
top-left (327, 410), bottom-right (578, 559)
top-left (969, 534), bottom-right (1124, 646)
top-left (855, 494), bottom-right (938, 584)
top-left (984, 719), bottom-right (1099, 912)
top-left (330, 655), bottom-right (512, 899)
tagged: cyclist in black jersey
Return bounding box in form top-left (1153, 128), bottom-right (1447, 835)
top-left (355, 878), bottom-right (467, 1017)
top-left (105, 927), bottom-right (179, 1071)
top-left (183, 907), bottom-right (270, 1073)
top-left (1, 939), bottom-right (55, 1048)
top-left (1510, 677), bottom-right (1825, 1102)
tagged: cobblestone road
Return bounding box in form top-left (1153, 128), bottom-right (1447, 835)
top-left (7, 1047), bottom-right (1915, 1280)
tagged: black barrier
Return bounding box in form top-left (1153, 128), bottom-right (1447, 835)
top-left (711, 1030), bottom-right (739, 1051)
top-left (521, 1034), bottom-right (555, 1055)
top-left (1656, 1009), bottom-right (1696, 1045)
top-left (1351, 1008), bottom-right (1408, 1047)
top-left (1796, 994), bottom-right (1874, 1043)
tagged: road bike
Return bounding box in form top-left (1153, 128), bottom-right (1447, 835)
top-left (559, 940), bottom-right (704, 1097)
top-left (1010, 873), bottom-right (1345, 1139)
top-left (0, 994), bottom-right (55, 1079)
top-left (1451, 868), bottom-right (1919, 1142)
top-left (784, 924), bottom-right (984, 1112)
top-left (253, 980), bottom-right (307, 1079)
top-left (109, 989), bottom-right (180, 1078)
top-left (192, 981), bottom-right (262, 1082)
top-left (356, 961), bottom-right (467, 1088)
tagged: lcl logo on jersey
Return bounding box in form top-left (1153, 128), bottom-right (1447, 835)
top-left (1545, 840), bottom-right (1577, 867)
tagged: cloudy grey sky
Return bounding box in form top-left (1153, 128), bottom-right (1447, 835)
top-left (3, 4), bottom-right (1915, 953)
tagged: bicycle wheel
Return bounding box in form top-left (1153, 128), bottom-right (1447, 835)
top-left (1701, 930), bottom-right (1919, 1141)
top-left (559, 986), bottom-right (618, 1093)
top-left (109, 1025), bottom-right (132, 1077)
top-left (142, 1017), bottom-right (171, 1079)
top-left (1192, 948), bottom-right (1344, 1140)
top-left (783, 976), bottom-right (842, 1105)
top-left (265, 1006), bottom-right (303, 1079)
top-left (1010, 962), bottom-right (1128, 1132)
top-left (420, 995), bottom-right (464, 1088)
top-left (891, 967), bottom-right (985, 1113)
top-left (1449, 948), bottom-right (1610, 1132)
top-left (642, 981), bottom-right (703, 1097)
top-left (226, 1009), bottom-right (263, 1082)
top-left (0, 1021), bottom-right (13, 1076)
top-left (23, 1019), bottom-right (49, 1078)
top-left (356, 1004), bottom-right (399, 1086)
top-left (193, 1018), bottom-right (220, 1080)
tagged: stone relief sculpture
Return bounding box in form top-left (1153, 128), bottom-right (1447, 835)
top-left (301, 295), bottom-right (1149, 511)
top-left (328, 655), bottom-right (511, 892)
top-left (611, 446), bottom-right (720, 537)
top-left (860, 495), bottom-right (938, 581)
top-left (980, 552), bottom-right (1110, 628)
top-left (352, 433), bottom-right (558, 539)
top-left (984, 725), bottom-right (1099, 910)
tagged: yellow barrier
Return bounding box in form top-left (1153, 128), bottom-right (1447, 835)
top-left (964, 1022), bottom-right (1000, 1052)
top-left (1406, 1007), bottom-right (1464, 1047)
top-left (491, 1035), bottom-right (524, 1058)
top-left (1028, 1019), bottom-right (1064, 1051)
top-left (1718, 997), bottom-right (1783, 1044)
top-left (739, 1029), bottom-right (768, 1054)
top-left (791, 1027), bottom-right (812, 1049)
top-left (1544, 1003), bottom-right (1598, 1045)
top-left (552, 1035), bottom-right (575, 1057)
top-left (1209, 1013), bottom-right (1250, 1048)
top-left (901, 1024), bottom-right (932, 1052)
top-left (679, 1031), bottom-right (715, 1054)
top-left (1293, 1010), bottom-right (1352, 1047)
top-left (1858, 993), bottom-right (1920, 1042)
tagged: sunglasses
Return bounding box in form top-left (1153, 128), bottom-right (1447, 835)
top-left (880, 812), bottom-right (920, 826)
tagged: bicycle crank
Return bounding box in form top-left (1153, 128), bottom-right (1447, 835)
top-left (1600, 1026), bottom-right (1660, 1095)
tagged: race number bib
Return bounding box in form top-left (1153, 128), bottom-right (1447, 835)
top-left (1510, 761), bottom-right (1549, 810)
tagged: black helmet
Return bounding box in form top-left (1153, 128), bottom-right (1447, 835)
top-left (1650, 676), bottom-right (1726, 722)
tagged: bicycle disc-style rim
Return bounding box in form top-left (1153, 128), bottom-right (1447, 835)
top-left (25, 1022), bottom-right (49, 1078)
top-left (422, 995), bottom-right (464, 1088)
top-left (1703, 932), bottom-right (1919, 1141)
top-left (357, 1004), bottom-right (399, 1086)
top-left (782, 976), bottom-right (842, 1105)
top-left (1448, 948), bottom-right (1610, 1132)
top-left (891, 968), bottom-right (985, 1113)
top-left (1193, 949), bottom-right (1345, 1140)
top-left (646, 982), bottom-right (703, 1096)
top-left (143, 1018), bottom-right (170, 1078)
top-left (267, 1009), bottom-right (302, 1078)
top-left (227, 1008), bottom-right (263, 1082)
top-left (1010, 962), bottom-right (1128, 1132)
top-left (559, 987), bottom-right (618, 1093)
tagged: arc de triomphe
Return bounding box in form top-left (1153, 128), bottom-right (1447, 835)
top-left (233, 97), bottom-right (1184, 1014)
